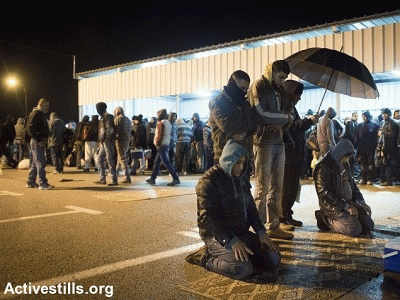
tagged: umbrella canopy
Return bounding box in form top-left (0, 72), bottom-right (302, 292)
top-left (284, 47), bottom-right (379, 100)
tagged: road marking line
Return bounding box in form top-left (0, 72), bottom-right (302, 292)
top-left (0, 242), bottom-right (204, 299)
top-left (0, 206), bottom-right (103, 224)
top-left (0, 191), bottom-right (23, 196)
top-left (178, 231), bottom-right (201, 239)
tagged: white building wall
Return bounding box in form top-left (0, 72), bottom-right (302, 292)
top-left (78, 20), bottom-right (400, 120)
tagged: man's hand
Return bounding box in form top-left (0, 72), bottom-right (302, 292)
top-left (233, 132), bottom-right (247, 142)
top-left (346, 205), bottom-right (359, 216)
top-left (231, 240), bottom-right (254, 262)
top-left (310, 114), bottom-right (320, 125)
top-left (259, 234), bottom-right (279, 253)
top-left (361, 203), bottom-right (372, 216)
top-left (287, 113), bottom-right (293, 126)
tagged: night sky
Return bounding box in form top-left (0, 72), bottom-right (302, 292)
top-left (0, 5), bottom-right (397, 122)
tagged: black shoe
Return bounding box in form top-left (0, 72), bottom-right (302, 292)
top-left (167, 179), bottom-right (180, 186)
top-left (185, 246), bottom-right (208, 267)
top-left (146, 178), bottom-right (156, 185)
top-left (315, 210), bottom-right (330, 231)
top-left (286, 218), bottom-right (303, 227)
top-left (107, 182), bottom-right (118, 186)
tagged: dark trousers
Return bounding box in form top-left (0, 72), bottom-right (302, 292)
top-left (203, 231), bottom-right (281, 280)
top-left (327, 204), bottom-right (374, 237)
top-left (281, 164), bottom-right (302, 221)
top-left (50, 145), bottom-right (64, 173)
top-left (175, 142), bottom-right (190, 172)
top-left (358, 151), bottom-right (375, 182)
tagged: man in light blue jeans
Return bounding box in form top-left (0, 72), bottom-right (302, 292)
top-left (253, 144), bottom-right (285, 229)
top-left (248, 60), bottom-right (293, 240)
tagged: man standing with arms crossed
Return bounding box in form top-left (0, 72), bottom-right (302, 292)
top-left (248, 60), bottom-right (293, 240)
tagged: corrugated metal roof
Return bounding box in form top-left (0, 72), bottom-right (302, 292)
top-left (77, 10), bottom-right (400, 79)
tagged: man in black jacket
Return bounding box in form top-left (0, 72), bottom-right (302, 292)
top-left (281, 80), bottom-right (319, 227)
top-left (354, 111), bottom-right (379, 185)
top-left (209, 70), bottom-right (255, 163)
top-left (186, 140), bottom-right (280, 280)
top-left (377, 108), bottom-right (399, 186)
top-left (95, 102), bottom-right (117, 186)
top-left (26, 98), bottom-right (53, 190)
top-left (314, 139), bottom-right (374, 237)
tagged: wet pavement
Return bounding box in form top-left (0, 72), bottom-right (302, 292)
top-left (0, 166), bottom-right (399, 299)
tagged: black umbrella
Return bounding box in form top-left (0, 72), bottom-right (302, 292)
top-left (284, 47), bottom-right (379, 112)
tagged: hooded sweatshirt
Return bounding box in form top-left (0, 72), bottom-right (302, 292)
top-left (197, 140), bottom-right (266, 247)
top-left (14, 118), bottom-right (26, 144)
top-left (317, 107), bottom-right (337, 155)
top-left (248, 64), bottom-right (289, 145)
top-left (113, 106), bottom-right (132, 146)
top-left (27, 107), bottom-right (49, 142)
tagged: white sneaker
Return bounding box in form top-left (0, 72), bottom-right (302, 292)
top-left (39, 184), bottom-right (54, 190)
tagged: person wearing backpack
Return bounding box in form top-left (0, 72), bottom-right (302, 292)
top-left (83, 115), bottom-right (99, 172)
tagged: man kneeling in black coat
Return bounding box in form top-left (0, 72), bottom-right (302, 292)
top-left (314, 139), bottom-right (374, 237)
top-left (186, 140), bottom-right (280, 280)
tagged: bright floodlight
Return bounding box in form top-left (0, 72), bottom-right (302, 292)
top-left (5, 76), bottom-right (19, 88)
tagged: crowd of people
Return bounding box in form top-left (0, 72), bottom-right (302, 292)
top-left (0, 99), bottom-right (215, 187)
top-left (0, 60), bottom-right (399, 280)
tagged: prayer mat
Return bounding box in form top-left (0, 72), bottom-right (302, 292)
top-left (179, 226), bottom-right (388, 300)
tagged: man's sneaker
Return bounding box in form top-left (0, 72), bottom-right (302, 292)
top-left (267, 228), bottom-right (294, 240)
top-left (280, 223), bottom-right (295, 231)
top-left (39, 184), bottom-right (54, 190)
top-left (122, 178), bottom-right (131, 183)
top-left (286, 218), bottom-right (303, 227)
top-left (146, 178), bottom-right (156, 185)
top-left (185, 246), bottom-right (208, 267)
top-left (167, 179), bottom-right (181, 186)
top-left (94, 180), bottom-right (107, 185)
top-left (107, 182), bottom-right (118, 186)
top-left (82, 168), bottom-right (90, 172)
top-left (26, 183), bottom-right (39, 188)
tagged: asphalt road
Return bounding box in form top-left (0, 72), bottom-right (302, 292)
top-left (1, 166), bottom-right (399, 299)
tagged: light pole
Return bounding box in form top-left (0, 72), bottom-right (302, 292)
top-left (4, 75), bottom-right (28, 119)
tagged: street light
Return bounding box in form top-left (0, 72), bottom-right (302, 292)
top-left (4, 75), bottom-right (28, 119)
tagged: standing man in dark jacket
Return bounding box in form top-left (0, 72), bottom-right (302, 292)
top-left (280, 80), bottom-right (319, 227)
top-left (186, 140), bottom-right (280, 280)
top-left (377, 108), bottom-right (399, 186)
top-left (314, 139), bottom-right (374, 237)
top-left (74, 115), bottom-right (89, 169)
top-left (209, 70), bottom-right (255, 164)
top-left (26, 98), bottom-right (53, 190)
top-left (48, 112), bottom-right (65, 174)
top-left (131, 115), bottom-right (147, 175)
top-left (192, 113), bottom-right (205, 173)
top-left (354, 111), bottom-right (379, 185)
top-left (95, 102), bottom-right (117, 186)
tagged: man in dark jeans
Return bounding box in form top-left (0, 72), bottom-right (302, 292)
top-left (186, 140), bottom-right (280, 280)
top-left (26, 98), bottom-right (53, 190)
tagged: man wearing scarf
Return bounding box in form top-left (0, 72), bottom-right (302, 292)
top-left (209, 70), bottom-right (255, 165)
